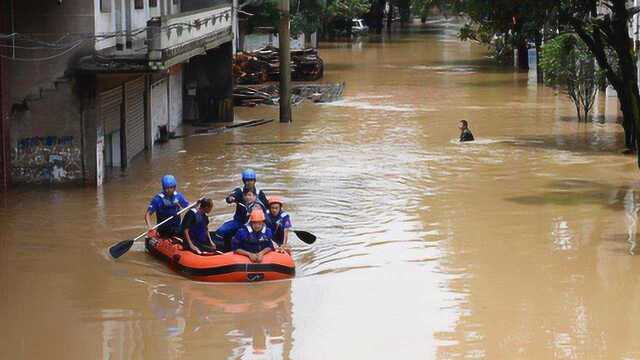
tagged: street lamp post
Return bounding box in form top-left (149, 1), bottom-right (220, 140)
top-left (279, 0), bottom-right (292, 123)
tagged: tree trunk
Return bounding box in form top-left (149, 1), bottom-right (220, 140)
top-left (617, 89), bottom-right (638, 152)
top-left (610, 0), bottom-right (640, 158)
top-left (387, 1), bottom-right (393, 33)
top-left (517, 40), bottom-right (529, 71)
top-left (568, 2), bottom-right (640, 159)
top-left (398, 0), bottom-right (410, 28)
top-left (367, 0), bottom-right (385, 34)
top-left (535, 33), bottom-right (543, 83)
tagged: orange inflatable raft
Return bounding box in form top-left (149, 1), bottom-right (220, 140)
top-left (145, 237), bottom-right (295, 282)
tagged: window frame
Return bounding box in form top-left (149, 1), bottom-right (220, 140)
top-left (100, 0), bottom-right (112, 13)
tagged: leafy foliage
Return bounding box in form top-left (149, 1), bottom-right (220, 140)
top-left (326, 0), bottom-right (370, 35)
top-left (540, 33), bottom-right (605, 121)
top-left (245, 0), bottom-right (326, 35)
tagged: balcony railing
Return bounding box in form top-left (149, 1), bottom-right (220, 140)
top-left (147, 4), bottom-right (233, 70)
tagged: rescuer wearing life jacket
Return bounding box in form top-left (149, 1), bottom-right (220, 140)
top-left (265, 195), bottom-right (292, 253)
top-left (181, 198), bottom-right (216, 255)
top-left (214, 169), bottom-right (268, 243)
top-left (145, 175), bottom-right (190, 237)
top-left (232, 209), bottom-right (275, 263)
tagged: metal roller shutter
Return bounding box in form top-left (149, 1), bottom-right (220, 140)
top-left (98, 86), bottom-right (123, 134)
top-left (124, 77), bottom-right (145, 164)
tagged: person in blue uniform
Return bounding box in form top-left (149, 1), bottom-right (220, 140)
top-left (214, 169), bottom-right (268, 244)
top-left (145, 175), bottom-right (190, 237)
top-left (232, 209), bottom-right (275, 263)
top-left (265, 195), bottom-right (292, 253)
top-left (181, 198), bottom-right (216, 255)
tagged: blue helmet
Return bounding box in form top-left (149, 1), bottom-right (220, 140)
top-left (241, 169), bottom-right (256, 181)
top-left (161, 174), bottom-right (177, 189)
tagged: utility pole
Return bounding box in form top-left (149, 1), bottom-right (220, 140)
top-left (279, 0), bottom-right (292, 123)
top-left (0, 0), bottom-right (11, 192)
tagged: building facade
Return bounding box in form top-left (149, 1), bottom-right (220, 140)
top-left (2, 0), bottom-right (234, 188)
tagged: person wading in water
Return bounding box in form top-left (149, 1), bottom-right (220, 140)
top-left (458, 120), bottom-right (475, 142)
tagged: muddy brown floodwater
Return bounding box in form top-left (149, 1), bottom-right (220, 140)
top-left (3, 19), bottom-right (640, 359)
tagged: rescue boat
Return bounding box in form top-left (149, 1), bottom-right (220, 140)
top-left (145, 236), bottom-right (295, 282)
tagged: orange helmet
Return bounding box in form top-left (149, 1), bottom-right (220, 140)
top-left (249, 209), bottom-right (265, 222)
top-left (268, 195), bottom-right (284, 206)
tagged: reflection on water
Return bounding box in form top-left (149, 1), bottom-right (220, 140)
top-left (98, 279), bottom-right (293, 359)
top-left (3, 18), bottom-right (640, 359)
top-left (624, 187), bottom-right (639, 255)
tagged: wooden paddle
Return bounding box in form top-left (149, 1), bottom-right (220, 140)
top-left (109, 201), bottom-right (199, 259)
top-left (290, 229), bottom-right (316, 244)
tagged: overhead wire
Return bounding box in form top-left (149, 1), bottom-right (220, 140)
top-left (0, 40), bottom-right (85, 62)
top-left (0, 8), bottom-right (233, 61)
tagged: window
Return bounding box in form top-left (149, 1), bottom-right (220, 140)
top-left (149, 0), bottom-right (158, 7)
top-left (100, 0), bottom-right (111, 12)
top-left (134, 0), bottom-right (144, 9)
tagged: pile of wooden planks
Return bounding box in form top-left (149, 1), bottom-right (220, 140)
top-left (233, 46), bottom-right (325, 85)
top-left (233, 83), bottom-right (345, 107)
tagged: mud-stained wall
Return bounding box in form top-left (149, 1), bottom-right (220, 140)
top-left (11, 136), bottom-right (82, 184)
top-left (10, 82), bottom-right (83, 184)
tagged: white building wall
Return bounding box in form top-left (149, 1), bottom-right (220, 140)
top-left (243, 33), bottom-right (308, 52)
top-left (94, 0), bottom-right (155, 51)
top-left (150, 78), bottom-right (169, 142)
top-left (94, 0), bottom-right (116, 51)
top-left (171, 0), bottom-right (181, 15)
top-left (131, 0), bottom-right (152, 30)
top-left (169, 66), bottom-right (184, 131)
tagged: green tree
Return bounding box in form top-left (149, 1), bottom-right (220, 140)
top-left (326, 0), bottom-right (370, 36)
top-left (447, 0), bottom-right (640, 159)
top-left (245, 0), bottom-right (325, 36)
top-left (452, 0), bottom-right (556, 72)
top-left (557, 0), bottom-right (640, 156)
top-left (540, 34), bottom-right (606, 121)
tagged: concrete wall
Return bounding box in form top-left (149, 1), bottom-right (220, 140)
top-left (11, 0), bottom-right (95, 101)
top-left (10, 82), bottom-right (84, 184)
top-left (9, 0), bottom-right (96, 185)
top-left (1, 0), bottom-right (11, 191)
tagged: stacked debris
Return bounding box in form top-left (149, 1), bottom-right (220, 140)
top-left (233, 83), bottom-right (345, 107)
top-left (233, 46), bottom-right (324, 85)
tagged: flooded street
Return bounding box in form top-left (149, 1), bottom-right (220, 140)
top-left (3, 19), bottom-right (640, 359)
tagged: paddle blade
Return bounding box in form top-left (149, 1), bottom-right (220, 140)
top-left (109, 239), bottom-right (135, 259)
top-left (293, 230), bottom-right (316, 244)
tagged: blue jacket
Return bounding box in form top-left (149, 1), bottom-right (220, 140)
top-left (237, 199), bottom-right (268, 225)
top-left (232, 225), bottom-right (275, 253)
top-left (266, 211), bottom-right (292, 245)
top-left (181, 208), bottom-right (210, 247)
top-left (148, 191), bottom-right (189, 229)
top-left (226, 186), bottom-right (269, 222)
